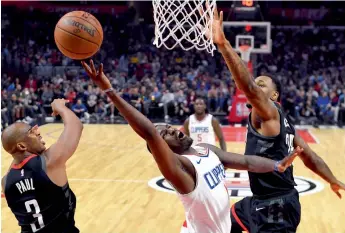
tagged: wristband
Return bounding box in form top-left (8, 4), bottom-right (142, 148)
top-left (274, 160), bottom-right (280, 172)
top-left (104, 87), bottom-right (114, 93)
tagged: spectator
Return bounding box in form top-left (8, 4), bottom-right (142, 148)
top-left (72, 99), bottom-right (88, 119)
top-left (41, 86), bottom-right (54, 105)
top-left (161, 89), bottom-right (176, 122)
top-left (1, 5), bottom-right (345, 128)
top-left (317, 91), bottom-right (334, 123)
top-left (24, 75), bottom-right (37, 91)
top-left (208, 84), bottom-right (218, 112)
top-left (338, 88), bottom-right (345, 126)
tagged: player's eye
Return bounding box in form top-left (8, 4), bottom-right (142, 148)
top-left (160, 129), bottom-right (167, 137)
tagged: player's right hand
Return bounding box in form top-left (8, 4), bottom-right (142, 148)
top-left (51, 99), bottom-right (69, 117)
top-left (81, 59), bottom-right (112, 91)
top-left (276, 146), bottom-right (304, 173)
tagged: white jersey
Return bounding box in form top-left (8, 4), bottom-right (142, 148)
top-left (176, 146), bottom-right (231, 233)
top-left (188, 114), bottom-right (216, 146)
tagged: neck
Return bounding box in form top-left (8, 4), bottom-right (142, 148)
top-left (181, 147), bottom-right (197, 155)
top-left (195, 113), bottom-right (206, 120)
top-left (12, 151), bottom-right (34, 164)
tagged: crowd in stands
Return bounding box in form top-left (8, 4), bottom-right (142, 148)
top-left (2, 6), bottom-right (345, 130)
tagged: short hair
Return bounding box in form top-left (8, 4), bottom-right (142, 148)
top-left (264, 74), bottom-right (282, 102)
top-left (195, 96), bottom-right (206, 104)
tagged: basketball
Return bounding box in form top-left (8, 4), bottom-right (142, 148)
top-left (54, 11), bottom-right (103, 60)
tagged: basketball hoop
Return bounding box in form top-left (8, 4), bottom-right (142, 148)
top-left (239, 45), bottom-right (252, 62)
top-left (152, 0), bottom-right (217, 56)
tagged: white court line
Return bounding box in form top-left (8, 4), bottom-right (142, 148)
top-left (69, 178), bottom-right (147, 183)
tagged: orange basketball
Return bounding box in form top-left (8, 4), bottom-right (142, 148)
top-left (54, 11), bottom-right (103, 60)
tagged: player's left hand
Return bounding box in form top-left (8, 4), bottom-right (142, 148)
top-left (276, 146), bottom-right (304, 172)
top-left (330, 180), bottom-right (345, 199)
top-left (81, 60), bottom-right (111, 91)
top-left (199, 2), bottom-right (226, 46)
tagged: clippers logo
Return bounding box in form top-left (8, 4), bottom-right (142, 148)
top-left (148, 171), bottom-right (324, 197)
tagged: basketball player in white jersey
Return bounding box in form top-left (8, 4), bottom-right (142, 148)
top-left (81, 60), bottom-right (302, 233)
top-left (184, 97), bottom-right (227, 151)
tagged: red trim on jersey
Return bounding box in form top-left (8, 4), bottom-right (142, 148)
top-left (11, 154), bottom-right (37, 169)
top-left (1, 193), bottom-right (5, 198)
top-left (231, 204), bottom-right (249, 232)
top-left (182, 220), bottom-right (187, 227)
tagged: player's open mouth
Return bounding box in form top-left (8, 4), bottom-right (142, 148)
top-left (178, 131), bottom-right (185, 139)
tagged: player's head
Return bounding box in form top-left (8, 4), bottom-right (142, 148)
top-left (194, 97), bottom-right (207, 115)
top-left (1, 123), bottom-right (46, 156)
top-left (147, 123), bottom-right (193, 154)
top-left (255, 74), bottom-right (282, 102)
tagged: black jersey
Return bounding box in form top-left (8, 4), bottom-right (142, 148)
top-left (245, 105), bottom-right (297, 197)
top-left (4, 154), bottom-right (79, 233)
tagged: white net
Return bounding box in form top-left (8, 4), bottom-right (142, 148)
top-left (239, 45), bottom-right (252, 62)
top-left (152, 0), bottom-right (217, 56)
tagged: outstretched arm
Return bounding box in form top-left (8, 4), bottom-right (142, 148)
top-left (294, 134), bottom-right (345, 198)
top-left (212, 117), bottom-right (227, 151)
top-left (46, 99), bottom-right (83, 166)
top-left (81, 60), bottom-right (195, 194)
top-left (197, 143), bottom-right (302, 173)
top-left (204, 8), bottom-right (277, 121)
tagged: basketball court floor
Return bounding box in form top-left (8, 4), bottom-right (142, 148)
top-left (2, 124), bottom-right (345, 233)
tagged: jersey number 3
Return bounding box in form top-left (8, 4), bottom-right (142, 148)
top-left (25, 199), bottom-right (45, 232)
top-left (285, 134), bottom-right (295, 153)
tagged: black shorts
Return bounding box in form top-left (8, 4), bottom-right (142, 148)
top-left (231, 189), bottom-right (301, 233)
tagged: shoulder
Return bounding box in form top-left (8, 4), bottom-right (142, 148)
top-left (211, 115), bottom-right (218, 122)
top-left (211, 116), bottom-right (220, 126)
top-left (40, 150), bottom-right (56, 170)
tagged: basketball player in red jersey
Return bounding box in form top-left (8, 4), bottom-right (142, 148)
top-left (81, 60), bottom-right (304, 233)
top-left (204, 5), bottom-right (345, 233)
top-left (2, 99), bottom-right (82, 232)
top-left (184, 97), bottom-right (227, 151)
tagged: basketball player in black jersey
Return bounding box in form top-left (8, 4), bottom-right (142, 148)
top-left (1, 99), bottom-right (83, 233)
top-left (203, 6), bottom-right (345, 233)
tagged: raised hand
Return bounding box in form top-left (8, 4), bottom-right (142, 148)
top-left (51, 99), bottom-right (69, 117)
top-left (199, 2), bottom-right (226, 46)
top-left (81, 60), bottom-right (111, 91)
top-left (276, 146), bottom-right (304, 172)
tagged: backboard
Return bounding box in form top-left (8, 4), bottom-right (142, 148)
top-left (222, 21), bottom-right (271, 54)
